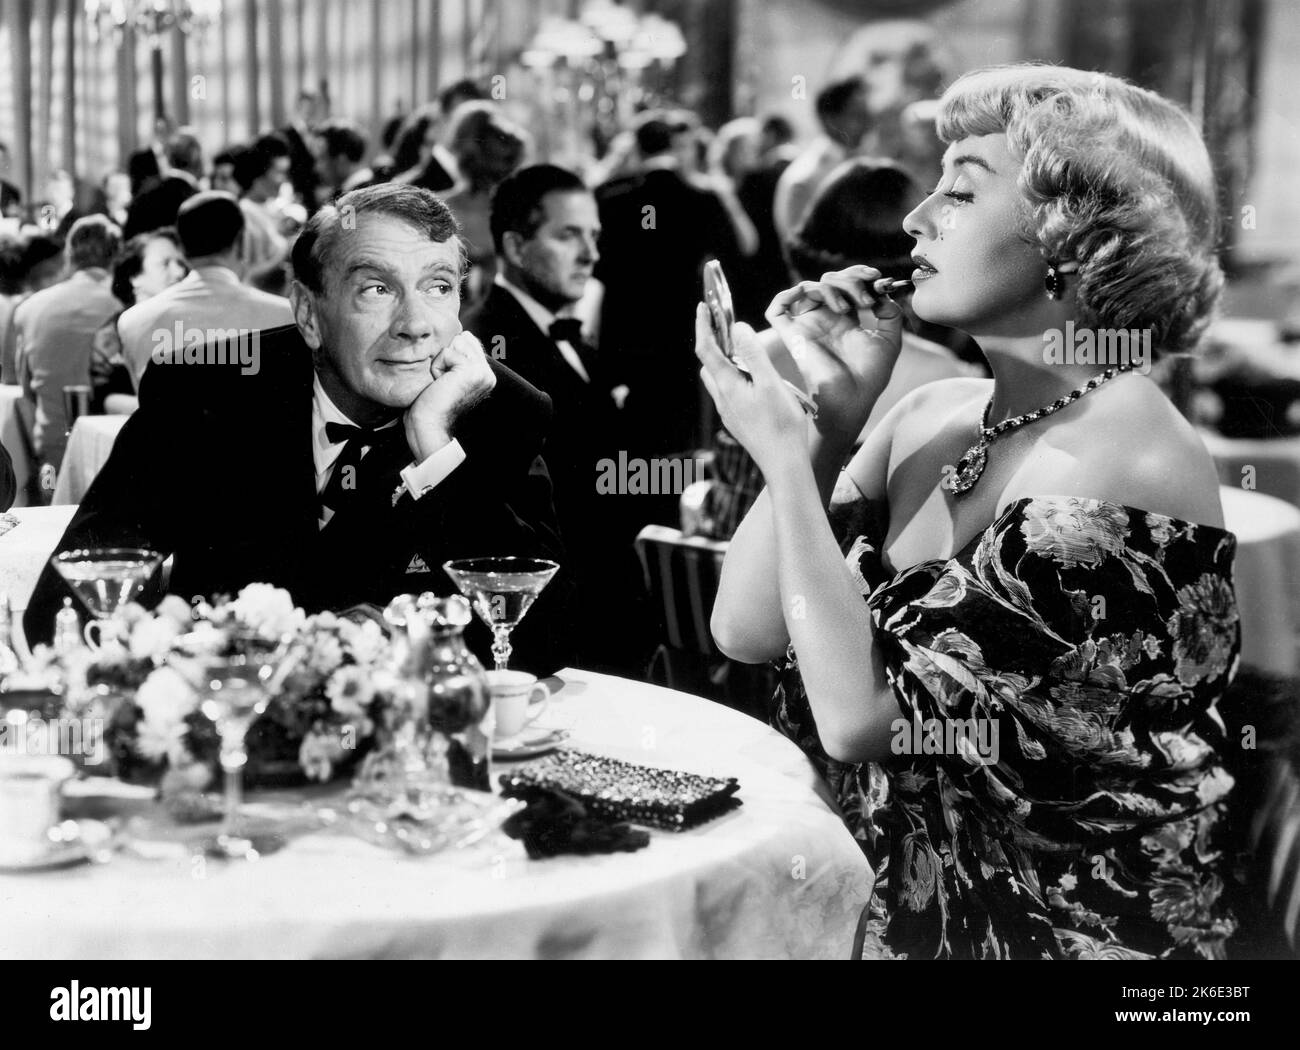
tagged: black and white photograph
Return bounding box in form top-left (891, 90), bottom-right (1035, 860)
top-left (0, 0), bottom-right (1296, 1001)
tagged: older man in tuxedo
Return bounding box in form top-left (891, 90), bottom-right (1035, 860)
top-left (465, 165), bottom-right (645, 674)
top-left (27, 184), bottom-right (568, 672)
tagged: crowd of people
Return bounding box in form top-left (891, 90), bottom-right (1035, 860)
top-left (0, 58), bottom-right (1255, 958)
top-left (0, 71), bottom-right (980, 668)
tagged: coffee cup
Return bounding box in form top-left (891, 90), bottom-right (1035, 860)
top-left (0, 754), bottom-right (74, 847)
top-left (486, 670), bottom-right (549, 740)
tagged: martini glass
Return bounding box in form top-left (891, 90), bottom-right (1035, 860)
top-left (442, 557), bottom-right (559, 671)
top-left (178, 633), bottom-right (288, 860)
top-left (51, 548), bottom-right (163, 644)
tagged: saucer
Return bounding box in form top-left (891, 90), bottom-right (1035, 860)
top-left (492, 727), bottom-right (570, 760)
top-left (0, 819), bottom-right (112, 872)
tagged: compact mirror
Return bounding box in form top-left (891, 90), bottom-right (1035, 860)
top-left (703, 259), bottom-right (736, 362)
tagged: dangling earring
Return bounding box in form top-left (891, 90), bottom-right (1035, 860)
top-left (1044, 264), bottom-right (1065, 301)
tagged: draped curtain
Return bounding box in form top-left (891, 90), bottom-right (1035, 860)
top-left (0, 0), bottom-right (558, 207)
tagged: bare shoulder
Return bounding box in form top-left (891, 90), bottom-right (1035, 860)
top-left (1010, 374), bottom-right (1225, 528)
top-left (845, 376), bottom-right (989, 501)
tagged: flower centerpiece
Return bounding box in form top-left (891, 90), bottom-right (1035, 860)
top-left (38, 584), bottom-right (402, 792)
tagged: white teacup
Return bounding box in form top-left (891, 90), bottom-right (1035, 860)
top-left (486, 670), bottom-right (550, 740)
top-left (0, 754), bottom-right (74, 846)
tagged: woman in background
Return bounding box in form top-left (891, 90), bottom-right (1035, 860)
top-left (703, 64), bottom-right (1238, 959)
top-left (441, 102), bottom-right (530, 304)
top-left (90, 228), bottom-right (187, 414)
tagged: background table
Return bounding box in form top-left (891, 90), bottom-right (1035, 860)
top-left (1202, 427), bottom-right (1300, 509)
top-left (1221, 485), bottom-right (1300, 676)
top-left (0, 669), bottom-right (873, 959)
top-left (0, 504), bottom-right (77, 651)
top-left (52, 414), bottom-right (128, 506)
top-left (0, 384), bottom-right (37, 507)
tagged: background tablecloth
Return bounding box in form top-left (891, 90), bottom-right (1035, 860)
top-left (52, 415), bottom-right (128, 506)
top-left (1222, 485), bottom-right (1300, 676)
top-left (0, 669), bottom-right (873, 960)
top-left (0, 504), bottom-right (77, 652)
top-left (0, 384), bottom-right (38, 507)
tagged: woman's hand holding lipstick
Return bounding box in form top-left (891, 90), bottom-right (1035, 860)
top-left (764, 265), bottom-right (907, 446)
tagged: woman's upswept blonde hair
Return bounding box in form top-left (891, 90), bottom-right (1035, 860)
top-left (938, 63), bottom-right (1223, 356)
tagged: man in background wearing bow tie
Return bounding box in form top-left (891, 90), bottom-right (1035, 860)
top-left (27, 184), bottom-right (569, 674)
top-left (464, 164), bottom-right (647, 675)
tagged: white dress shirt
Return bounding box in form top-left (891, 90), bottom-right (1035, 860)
top-left (494, 274), bottom-right (590, 383)
top-left (311, 374), bottom-right (465, 528)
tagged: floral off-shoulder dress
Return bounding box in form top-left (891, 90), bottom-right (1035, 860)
top-left (773, 494), bottom-right (1241, 959)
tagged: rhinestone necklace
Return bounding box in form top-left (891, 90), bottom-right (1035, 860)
top-left (941, 365), bottom-right (1133, 496)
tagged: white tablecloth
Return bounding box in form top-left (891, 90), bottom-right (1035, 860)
top-left (52, 414), bottom-right (128, 506)
top-left (0, 669), bottom-right (873, 959)
top-left (1202, 427), bottom-right (1300, 509)
top-left (0, 384), bottom-right (37, 507)
top-left (1221, 485), bottom-right (1300, 676)
top-left (0, 505), bottom-right (77, 644)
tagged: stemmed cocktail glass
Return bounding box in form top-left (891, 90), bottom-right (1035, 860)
top-left (442, 557), bottom-right (559, 671)
top-left (51, 548), bottom-right (163, 645)
top-left (176, 633), bottom-right (289, 860)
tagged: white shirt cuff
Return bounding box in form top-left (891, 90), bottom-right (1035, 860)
top-left (399, 439), bottom-right (467, 500)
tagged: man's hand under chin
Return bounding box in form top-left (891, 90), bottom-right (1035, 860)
top-left (403, 330), bottom-right (497, 461)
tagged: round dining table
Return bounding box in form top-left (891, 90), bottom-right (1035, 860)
top-left (0, 668), bottom-right (873, 960)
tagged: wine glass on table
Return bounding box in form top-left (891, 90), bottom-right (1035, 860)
top-left (176, 632), bottom-right (289, 860)
top-left (51, 548), bottom-right (163, 646)
top-left (442, 557), bottom-right (559, 671)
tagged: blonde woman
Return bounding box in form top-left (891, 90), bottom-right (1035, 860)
top-left (701, 64), bottom-right (1238, 959)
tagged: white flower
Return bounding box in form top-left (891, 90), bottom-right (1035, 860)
top-left (307, 611), bottom-right (341, 632)
top-left (229, 583), bottom-right (303, 639)
top-left (339, 618), bottom-right (386, 667)
top-left (326, 665), bottom-right (375, 719)
top-left (129, 615), bottom-right (182, 661)
top-left (299, 725), bottom-right (344, 782)
top-left (304, 633), bottom-right (344, 676)
top-left (155, 595), bottom-right (194, 628)
top-left (114, 602), bottom-right (149, 629)
top-left (136, 718), bottom-right (189, 764)
top-left (135, 666), bottom-right (198, 729)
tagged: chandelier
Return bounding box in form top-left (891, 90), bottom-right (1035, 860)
top-left (85, 0), bottom-right (222, 44)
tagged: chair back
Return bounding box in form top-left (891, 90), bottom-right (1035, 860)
top-left (634, 525), bottom-right (729, 658)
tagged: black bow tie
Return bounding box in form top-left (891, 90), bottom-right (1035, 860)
top-left (548, 318), bottom-right (586, 346)
top-left (324, 420), bottom-right (393, 445)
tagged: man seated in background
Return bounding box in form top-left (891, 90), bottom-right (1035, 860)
top-left (230, 133), bottom-right (294, 293)
top-left (13, 216), bottom-right (122, 473)
top-left (0, 232), bottom-right (64, 387)
top-left (122, 130), bottom-right (204, 239)
top-left (465, 164), bottom-right (646, 674)
top-left (313, 121), bottom-right (378, 201)
top-left (26, 184), bottom-right (569, 674)
top-left (116, 191), bottom-right (294, 390)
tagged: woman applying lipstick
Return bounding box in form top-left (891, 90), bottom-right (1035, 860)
top-left (701, 64), bottom-right (1238, 959)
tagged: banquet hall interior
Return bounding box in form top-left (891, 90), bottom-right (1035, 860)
top-left (1, 0), bottom-right (1300, 964)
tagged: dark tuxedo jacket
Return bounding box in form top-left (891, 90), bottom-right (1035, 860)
top-left (595, 167), bottom-right (740, 454)
top-left (463, 284), bottom-right (648, 673)
top-left (122, 174), bottom-right (198, 240)
top-left (410, 157), bottom-right (456, 195)
top-left (463, 284), bottom-right (621, 514)
top-left (24, 324), bottom-right (572, 674)
top-left (279, 124), bottom-right (320, 215)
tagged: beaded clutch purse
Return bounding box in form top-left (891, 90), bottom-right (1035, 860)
top-left (498, 749), bottom-right (742, 832)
